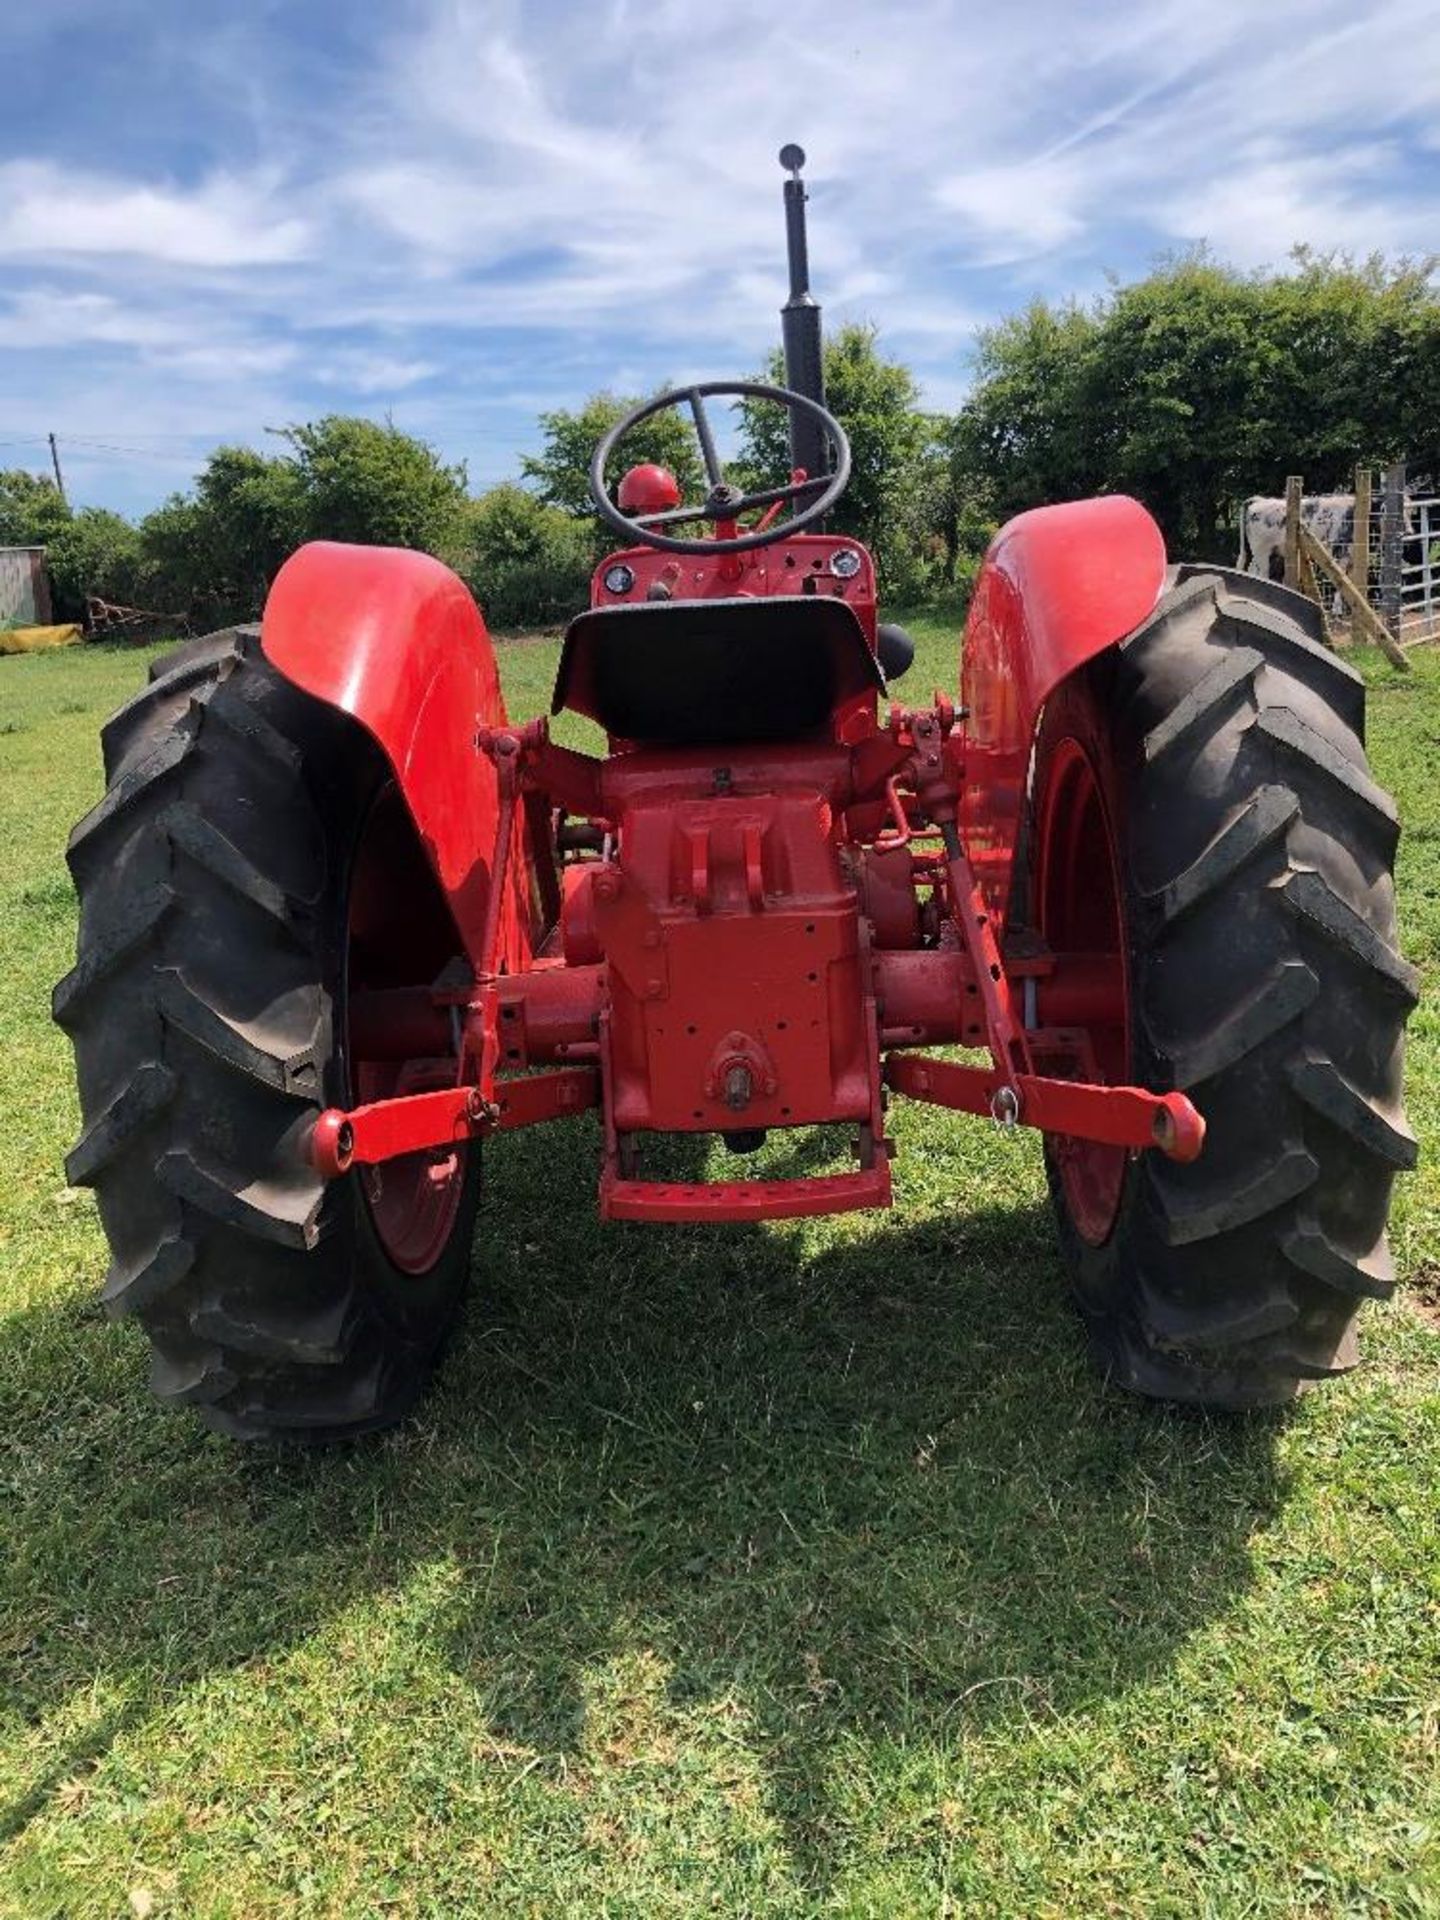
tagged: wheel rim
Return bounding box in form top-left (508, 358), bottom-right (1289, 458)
top-left (1036, 737), bottom-right (1131, 1246)
top-left (345, 788), bottom-right (466, 1275)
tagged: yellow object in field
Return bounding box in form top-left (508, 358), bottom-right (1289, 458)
top-left (0, 624), bottom-right (83, 655)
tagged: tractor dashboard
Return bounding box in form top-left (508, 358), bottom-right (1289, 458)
top-left (590, 534), bottom-right (878, 643)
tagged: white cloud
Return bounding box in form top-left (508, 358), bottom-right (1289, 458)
top-left (4, 0), bottom-right (1439, 519)
top-left (0, 162), bottom-right (310, 267)
top-left (0, 289), bottom-right (179, 351)
top-left (336, 0), bottom-right (1439, 317)
top-left (934, 161), bottom-right (1088, 264)
top-left (164, 342), bottom-right (301, 379)
top-left (0, 288), bottom-right (299, 382)
top-left (315, 352), bottom-right (439, 394)
top-left (337, 163), bottom-right (520, 263)
top-left (1163, 144), bottom-right (1431, 270)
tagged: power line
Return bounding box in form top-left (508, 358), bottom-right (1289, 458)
top-left (58, 437), bottom-right (205, 461)
top-left (0, 426), bottom-right (210, 442)
top-left (54, 430), bottom-right (219, 445)
top-left (0, 430), bottom-right (216, 453)
top-left (0, 431), bottom-right (206, 461)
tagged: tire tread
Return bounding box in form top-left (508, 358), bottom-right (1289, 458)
top-left (56, 625), bottom-right (478, 1438)
top-left (1045, 569), bottom-right (1415, 1405)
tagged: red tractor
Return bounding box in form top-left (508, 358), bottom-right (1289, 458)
top-left (57, 148), bottom-right (1417, 1438)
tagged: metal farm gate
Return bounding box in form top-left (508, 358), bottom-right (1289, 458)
top-left (1398, 492), bottom-right (1440, 645)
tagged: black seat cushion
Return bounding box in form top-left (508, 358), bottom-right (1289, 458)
top-left (551, 595), bottom-right (884, 745)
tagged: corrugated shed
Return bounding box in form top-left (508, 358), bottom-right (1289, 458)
top-left (0, 547), bottom-right (52, 626)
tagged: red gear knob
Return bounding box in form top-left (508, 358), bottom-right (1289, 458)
top-left (616, 463), bottom-right (682, 514)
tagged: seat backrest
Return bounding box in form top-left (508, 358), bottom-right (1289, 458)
top-left (550, 595), bottom-right (884, 746)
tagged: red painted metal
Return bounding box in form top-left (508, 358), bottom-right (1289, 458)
top-left (1035, 736), bottom-right (1132, 1242)
top-left (938, 820), bottom-right (1032, 1086)
top-left (349, 950), bottom-right (1120, 1067)
top-left (312, 1068), bottom-right (599, 1175)
top-left (1032, 956), bottom-right (1124, 1030)
top-left (262, 541), bottom-right (536, 971)
top-left (600, 1159), bottom-right (891, 1223)
top-left (283, 496), bottom-right (1207, 1224)
top-left (493, 963), bottom-right (604, 1066)
top-left (751, 468), bottom-right (808, 536)
top-left (590, 784), bottom-right (875, 1135)
top-left (560, 866), bottom-right (605, 966)
top-left (875, 777), bottom-right (914, 849)
top-left (345, 787), bottom-right (469, 1274)
top-left (883, 1055), bottom-right (1204, 1163)
top-left (617, 464), bottom-right (682, 514)
top-left (472, 729), bottom-right (523, 984)
top-left (589, 533), bottom-right (878, 644)
top-left (349, 954), bottom-right (607, 1081)
top-left (854, 843), bottom-right (921, 950)
top-left (313, 1087), bottom-right (475, 1177)
top-left (305, 635), bottom-right (1209, 1211)
top-left (490, 1069), bottom-right (601, 1130)
top-left (348, 988), bottom-right (452, 1060)
top-left (243, 157), bottom-right (1207, 1239)
top-left (960, 497), bottom-right (1167, 929)
top-left (595, 738), bottom-right (888, 817)
top-left (874, 949), bottom-right (976, 1048)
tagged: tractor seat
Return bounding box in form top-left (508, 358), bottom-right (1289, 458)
top-left (550, 595), bottom-right (885, 745)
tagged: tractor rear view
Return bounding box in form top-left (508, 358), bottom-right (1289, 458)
top-left (56, 148), bottom-right (1417, 1438)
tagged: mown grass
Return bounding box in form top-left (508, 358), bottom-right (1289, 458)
top-left (0, 620), bottom-right (1436, 1918)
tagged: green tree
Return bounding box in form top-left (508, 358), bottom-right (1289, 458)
top-left (0, 470), bottom-right (72, 550)
top-left (522, 391), bottom-right (705, 532)
top-left (459, 484), bottom-right (592, 629)
top-left (282, 415), bottom-right (469, 553)
top-left (136, 421), bottom-right (468, 625)
top-left (735, 324), bottom-right (937, 593)
top-left (913, 415), bottom-right (998, 594)
top-left (0, 472), bottom-right (147, 622)
top-left (47, 509), bottom-right (143, 622)
top-left (138, 446), bottom-right (304, 625)
top-left (959, 251), bottom-right (1440, 560)
top-left (135, 494), bottom-right (209, 614)
top-left (950, 300), bottom-right (1107, 526)
top-left (196, 445), bottom-right (306, 584)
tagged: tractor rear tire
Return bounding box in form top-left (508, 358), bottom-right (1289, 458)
top-left (54, 628), bottom-right (482, 1439)
top-left (1028, 566), bottom-right (1418, 1407)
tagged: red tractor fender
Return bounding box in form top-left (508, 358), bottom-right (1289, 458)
top-left (960, 495), bottom-right (1167, 930)
top-left (261, 541), bottom-right (535, 971)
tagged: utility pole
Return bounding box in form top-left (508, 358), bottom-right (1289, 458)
top-left (48, 432), bottom-right (67, 506)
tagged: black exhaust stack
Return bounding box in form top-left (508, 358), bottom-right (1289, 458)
top-left (778, 144), bottom-right (829, 495)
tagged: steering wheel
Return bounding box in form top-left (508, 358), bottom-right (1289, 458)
top-left (588, 380), bottom-right (851, 556)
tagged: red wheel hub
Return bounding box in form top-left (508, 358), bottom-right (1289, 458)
top-left (345, 790), bottom-right (467, 1274)
top-left (1036, 738), bottom-right (1131, 1245)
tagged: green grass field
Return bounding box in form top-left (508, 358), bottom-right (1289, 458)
top-left (1, 618), bottom-right (1437, 1918)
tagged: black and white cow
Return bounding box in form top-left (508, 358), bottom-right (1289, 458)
top-left (1238, 493), bottom-right (1355, 583)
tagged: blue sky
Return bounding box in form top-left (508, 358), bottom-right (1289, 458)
top-left (3, 0), bottom-right (1437, 519)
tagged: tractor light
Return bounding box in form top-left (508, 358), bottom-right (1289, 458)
top-left (603, 563), bottom-right (636, 595)
top-left (829, 548), bottom-right (862, 579)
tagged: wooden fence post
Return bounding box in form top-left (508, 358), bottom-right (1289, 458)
top-left (1284, 475), bottom-right (1303, 591)
top-left (1347, 465), bottom-right (1371, 648)
top-left (1299, 522), bottom-right (1410, 671)
top-left (1298, 535), bottom-right (1323, 612)
top-left (1379, 462), bottom-right (1405, 643)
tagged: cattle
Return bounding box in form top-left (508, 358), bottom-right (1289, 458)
top-left (1238, 493), bottom-right (1355, 583)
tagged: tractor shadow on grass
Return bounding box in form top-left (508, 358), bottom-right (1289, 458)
top-left (0, 1113), bottom-right (1289, 1894)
